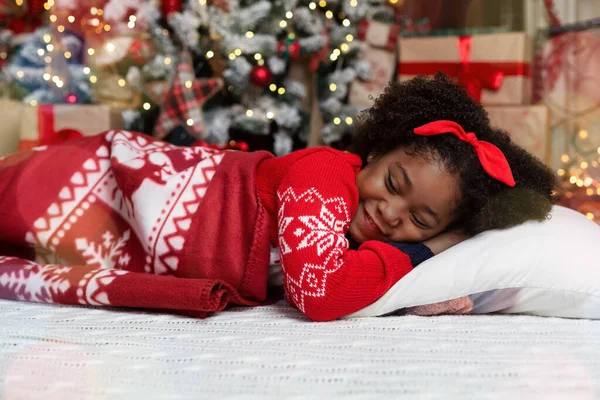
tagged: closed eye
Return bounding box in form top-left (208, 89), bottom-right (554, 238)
top-left (386, 170), bottom-right (397, 194)
top-left (410, 213), bottom-right (430, 229)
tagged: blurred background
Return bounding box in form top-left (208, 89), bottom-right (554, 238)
top-left (1, 0), bottom-right (599, 218)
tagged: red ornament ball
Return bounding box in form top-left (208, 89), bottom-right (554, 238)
top-left (250, 65), bottom-right (272, 87)
top-left (288, 41), bottom-right (301, 60)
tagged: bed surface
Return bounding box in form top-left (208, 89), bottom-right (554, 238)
top-left (1, 299), bottom-right (599, 399)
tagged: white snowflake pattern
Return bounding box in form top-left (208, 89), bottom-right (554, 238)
top-left (0, 259), bottom-right (72, 303)
top-left (297, 204), bottom-right (348, 257)
top-left (277, 187), bottom-right (352, 312)
top-left (75, 230), bottom-right (131, 269)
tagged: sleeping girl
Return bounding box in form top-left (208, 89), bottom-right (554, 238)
top-left (0, 73), bottom-right (556, 321)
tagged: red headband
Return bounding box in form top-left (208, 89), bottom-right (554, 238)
top-left (413, 120), bottom-right (516, 187)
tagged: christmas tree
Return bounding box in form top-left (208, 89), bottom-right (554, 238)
top-left (2, 0), bottom-right (402, 155)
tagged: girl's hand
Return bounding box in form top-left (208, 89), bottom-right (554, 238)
top-left (424, 231), bottom-right (469, 255)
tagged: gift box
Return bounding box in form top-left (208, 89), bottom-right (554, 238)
top-left (19, 104), bottom-right (124, 151)
top-left (349, 19), bottom-right (400, 109)
top-left (485, 105), bottom-right (550, 164)
top-left (0, 99), bottom-right (23, 156)
top-left (398, 32), bottom-right (532, 105)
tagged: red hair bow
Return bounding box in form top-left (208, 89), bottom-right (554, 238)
top-left (414, 120), bottom-right (515, 187)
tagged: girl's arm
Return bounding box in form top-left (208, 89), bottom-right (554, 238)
top-left (276, 150), bottom-right (422, 321)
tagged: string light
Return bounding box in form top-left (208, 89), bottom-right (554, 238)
top-left (325, 10), bottom-right (333, 19)
top-left (91, 7), bottom-right (98, 14)
top-left (257, 59), bottom-right (265, 66)
top-left (104, 24), bottom-right (111, 32)
top-left (246, 110), bottom-right (254, 117)
top-left (143, 102), bottom-right (151, 110)
top-left (52, 76), bottom-right (59, 83)
top-left (318, 0), bottom-right (326, 6)
top-left (49, 15), bottom-right (57, 22)
top-left (67, 15), bottom-right (75, 23)
top-left (254, 53), bottom-right (262, 60)
top-left (16, 71), bottom-right (24, 78)
top-left (266, 112), bottom-right (274, 119)
top-left (597, 188), bottom-right (600, 195)
top-left (342, 19), bottom-right (351, 27)
top-left (269, 84), bottom-right (277, 92)
top-left (87, 48), bottom-right (95, 55)
top-left (346, 34), bottom-right (354, 42)
top-left (308, 2), bottom-right (317, 10)
top-left (333, 117), bottom-right (341, 125)
top-left (64, 51), bottom-right (71, 59)
top-left (557, 168), bottom-right (565, 176)
top-left (105, 42), bottom-right (116, 52)
top-left (285, 11), bottom-right (293, 18)
top-left (164, 57), bottom-right (172, 65)
top-left (43, 73), bottom-right (51, 81)
top-left (587, 188), bottom-right (594, 196)
top-left (330, 54), bottom-right (338, 61)
top-left (118, 79), bottom-right (126, 87)
top-left (56, 80), bottom-right (64, 88)
top-left (44, 2), bottom-right (52, 10)
top-left (341, 43), bottom-right (349, 52)
top-left (57, 25), bottom-right (65, 32)
top-left (43, 34), bottom-right (51, 43)
top-left (586, 212), bottom-right (594, 220)
top-left (44, 56), bottom-right (51, 63)
top-left (245, 31), bottom-right (254, 38)
top-left (206, 51), bottom-right (214, 59)
top-left (345, 117), bottom-right (353, 125)
top-left (577, 179), bottom-right (584, 187)
top-left (30, 100), bottom-right (37, 106)
top-left (569, 176), bottom-right (577, 184)
top-left (234, 49), bottom-right (242, 56)
top-left (279, 20), bottom-right (288, 28)
top-left (329, 83), bottom-right (337, 91)
top-left (561, 154), bottom-right (570, 163)
top-left (228, 53), bottom-right (236, 60)
top-left (332, 49), bottom-right (341, 56)
top-left (83, 67), bottom-right (91, 74)
top-left (15, 0), bottom-right (23, 5)
top-left (581, 161), bottom-right (589, 169)
top-left (585, 177), bottom-right (593, 186)
top-left (37, 49), bottom-right (45, 56)
top-left (579, 129), bottom-right (588, 139)
top-left (185, 80), bottom-right (192, 88)
top-left (186, 119), bottom-right (194, 126)
top-left (277, 87), bottom-right (286, 95)
top-left (350, 0), bottom-right (358, 6)
top-left (128, 21), bottom-right (135, 29)
top-left (89, 75), bottom-right (97, 83)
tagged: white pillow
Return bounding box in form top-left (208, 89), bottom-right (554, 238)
top-left (349, 206), bottom-right (600, 319)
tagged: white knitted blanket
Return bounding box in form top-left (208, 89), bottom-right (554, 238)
top-left (1, 299), bottom-right (599, 400)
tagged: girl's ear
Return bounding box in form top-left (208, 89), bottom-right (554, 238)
top-left (367, 152), bottom-right (379, 163)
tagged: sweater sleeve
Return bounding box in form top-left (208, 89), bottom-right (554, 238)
top-left (276, 149), bottom-right (418, 321)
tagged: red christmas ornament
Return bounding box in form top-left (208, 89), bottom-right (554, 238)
top-left (249, 65), bottom-right (272, 87)
top-left (288, 41), bottom-right (301, 60)
top-left (161, 0), bottom-right (182, 16)
top-left (27, 0), bottom-right (45, 16)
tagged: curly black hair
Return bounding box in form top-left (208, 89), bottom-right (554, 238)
top-left (351, 73), bottom-right (558, 236)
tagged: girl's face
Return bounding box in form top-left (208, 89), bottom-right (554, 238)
top-left (349, 147), bottom-right (460, 243)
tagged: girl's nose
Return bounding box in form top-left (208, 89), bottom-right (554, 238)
top-left (377, 198), bottom-right (406, 228)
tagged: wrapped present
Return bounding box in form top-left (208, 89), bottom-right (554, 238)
top-left (349, 19), bottom-right (400, 109)
top-left (19, 104), bottom-right (123, 151)
top-left (486, 105), bottom-right (550, 164)
top-left (0, 99), bottom-right (23, 156)
top-left (398, 32), bottom-right (532, 105)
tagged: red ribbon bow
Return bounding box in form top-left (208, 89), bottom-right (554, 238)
top-left (455, 36), bottom-right (504, 101)
top-left (399, 36), bottom-right (530, 102)
top-left (38, 105), bottom-right (84, 146)
top-left (413, 120), bottom-right (515, 187)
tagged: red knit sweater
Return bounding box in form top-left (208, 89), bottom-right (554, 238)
top-left (257, 148), bottom-right (416, 322)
